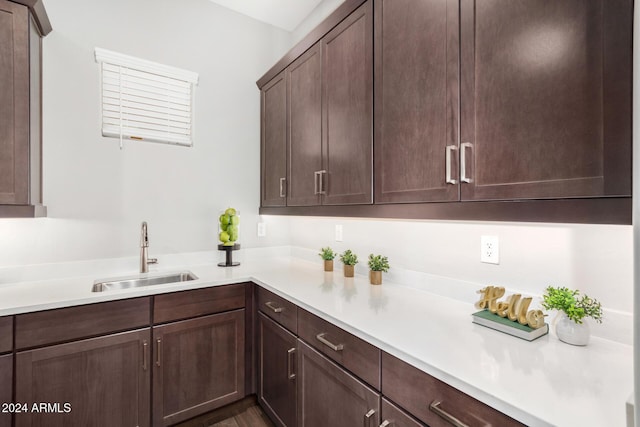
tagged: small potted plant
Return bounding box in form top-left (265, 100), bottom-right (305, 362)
top-left (367, 254), bottom-right (389, 285)
top-left (541, 286), bottom-right (603, 346)
top-left (319, 247), bottom-right (336, 272)
top-left (340, 250), bottom-right (358, 278)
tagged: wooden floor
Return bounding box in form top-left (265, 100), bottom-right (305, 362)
top-left (209, 406), bottom-right (274, 427)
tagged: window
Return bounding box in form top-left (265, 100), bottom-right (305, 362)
top-left (94, 48), bottom-right (199, 147)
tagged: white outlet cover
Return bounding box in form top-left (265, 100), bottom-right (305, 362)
top-left (257, 222), bottom-right (266, 237)
top-left (481, 235), bottom-right (499, 264)
top-left (335, 224), bottom-right (343, 242)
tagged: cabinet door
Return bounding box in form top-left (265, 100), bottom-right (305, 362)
top-left (261, 72), bottom-right (287, 207)
top-left (380, 398), bottom-right (425, 427)
top-left (321, 0), bottom-right (373, 205)
top-left (258, 313), bottom-right (297, 427)
top-left (297, 341), bottom-right (379, 427)
top-left (0, 0), bottom-right (29, 205)
top-left (460, 0), bottom-right (632, 201)
top-left (15, 329), bottom-right (151, 427)
top-left (375, 0), bottom-right (459, 203)
top-left (287, 43), bottom-right (322, 207)
top-left (0, 354), bottom-right (11, 427)
top-left (153, 310), bottom-right (245, 427)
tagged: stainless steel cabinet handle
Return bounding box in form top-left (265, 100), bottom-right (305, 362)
top-left (446, 145), bottom-right (458, 185)
top-left (156, 339), bottom-right (162, 367)
top-left (379, 421), bottom-right (390, 427)
top-left (142, 340), bottom-right (148, 371)
top-left (265, 301), bottom-right (283, 313)
top-left (279, 177), bottom-right (286, 198)
top-left (363, 409), bottom-right (376, 427)
top-left (460, 142), bottom-right (473, 184)
top-left (287, 347), bottom-right (296, 380)
top-left (318, 170), bottom-right (327, 194)
top-left (429, 401), bottom-right (469, 427)
top-left (316, 333), bottom-right (344, 351)
top-left (314, 171), bottom-right (320, 195)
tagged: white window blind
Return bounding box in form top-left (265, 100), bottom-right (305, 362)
top-left (94, 48), bottom-right (199, 147)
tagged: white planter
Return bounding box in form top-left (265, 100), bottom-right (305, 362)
top-left (555, 313), bottom-right (590, 346)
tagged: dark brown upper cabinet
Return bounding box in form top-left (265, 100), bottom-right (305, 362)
top-left (287, 43), bottom-right (323, 207)
top-left (374, 0), bottom-right (460, 204)
top-left (0, 0), bottom-right (49, 217)
top-left (459, 0), bottom-right (632, 201)
top-left (321, 0), bottom-right (373, 205)
top-left (286, 0), bottom-right (374, 207)
top-left (261, 71), bottom-right (288, 207)
top-left (257, 0), bottom-right (632, 224)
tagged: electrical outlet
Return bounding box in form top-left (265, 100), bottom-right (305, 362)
top-left (335, 224), bottom-right (343, 242)
top-left (481, 235), bottom-right (499, 264)
top-left (257, 222), bottom-right (266, 237)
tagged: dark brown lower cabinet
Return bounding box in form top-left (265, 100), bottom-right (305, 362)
top-left (297, 341), bottom-right (379, 427)
top-left (0, 354), bottom-right (12, 427)
top-left (258, 313), bottom-right (297, 427)
top-left (152, 310), bottom-right (245, 427)
top-left (380, 398), bottom-right (424, 427)
top-left (15, 329), bottom-right (151, 427)
top-left (381, 352), bottom-right (524, 427)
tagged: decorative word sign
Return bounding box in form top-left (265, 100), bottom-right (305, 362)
top-left (475, 286), bottom-right (546, 329)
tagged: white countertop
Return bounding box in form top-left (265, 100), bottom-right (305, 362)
top-left (0, 254), bottom-right (633, 427)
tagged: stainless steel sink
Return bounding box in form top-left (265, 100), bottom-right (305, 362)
top-left (92, 271), bottom-right (198, 292)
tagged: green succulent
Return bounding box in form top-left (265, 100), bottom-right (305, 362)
top-left (340, 250), bottom-right (359, 266)
top-left (367, 254), bottom-right (390, 272)
top-left (541, 286), bottom-right (603, 324)
top-left (318, 247), bottom-right (336, 261)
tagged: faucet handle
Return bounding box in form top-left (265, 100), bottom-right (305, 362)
top-left (141, 221), bottom-right (149, 247)
top-left (148, 258), bottom-right (158, 265)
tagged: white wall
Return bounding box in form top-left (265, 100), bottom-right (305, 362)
top-left (0, 0), bottom-right (292, 266)
top-left (291, 0), bottom-right (346, 44)
top-left (285, 216), bottom-right (633, 340)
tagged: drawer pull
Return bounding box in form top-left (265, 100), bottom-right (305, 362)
top-left (316, 333), bottom-right (344, 352)
top-left (379, 421), bottom-right (390, 427)
top-left (279, 177), bottom-right (286, 197)
top-left (364, 409), bottom-right (376, 427)
top-left (156, 339), bottom-right (162, 367)
top-left (287, 347), bottom-right (296, 380)
top-left (142, 340), bottom-right (148, 371)
top-left (265, 301), bottom-right (284, 313)
top-left (429, 401), bottom-right (469, 427)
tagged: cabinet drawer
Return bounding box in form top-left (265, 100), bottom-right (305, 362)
top-left (0, 316), bottom-right (12, 353)
top-left (15, 297), bottom-right (151, 349)
top-left (154, 283), bottom-right (245, 324)
top-left (257, 287), bottom-right (298, 334)
top-left (298, 308), bottom-right (380, 390)
top-left (381, 398), bottom-right (425, 427)
top-left (381, 352), bottom-right (525, 427)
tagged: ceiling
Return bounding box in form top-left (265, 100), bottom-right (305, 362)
top-left (207, 0), bottom-right (324, 32)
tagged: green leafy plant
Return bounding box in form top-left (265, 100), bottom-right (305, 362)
top-left (541, 286), bottom-right (603, 324)
top-left (318, 247), bottom-right (336, 261)
top-left (340, 250), bottom-right (359, 266)
top-left (367, 254), bottom-right (390, 272)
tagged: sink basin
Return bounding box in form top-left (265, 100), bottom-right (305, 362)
top-left (92, 271), bottom-right (198, 292)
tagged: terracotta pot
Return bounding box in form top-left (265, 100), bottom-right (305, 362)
top-left (324, 260), bottom-right (334, 272)
top-left (369, 270), bottom-right (382, 285)
top-left (344, 264), bottom-right (355, 278)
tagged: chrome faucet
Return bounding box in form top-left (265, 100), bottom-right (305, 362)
top-left (140, 221), bottom-right (158, 273)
